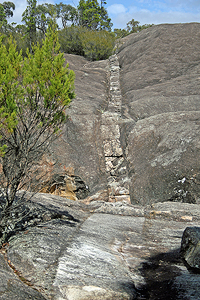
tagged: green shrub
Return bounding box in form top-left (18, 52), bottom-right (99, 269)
top-left (59, 26), bottom-right (115, 61)
top-left (58, 26), bottom-right (85, 56)
top-left (81, 29), bottom-right (115, 61)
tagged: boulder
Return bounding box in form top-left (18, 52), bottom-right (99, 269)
top-left (180, 226), bottom-right (200, 269)
top-left (40, 173), bottom-right (90, 200)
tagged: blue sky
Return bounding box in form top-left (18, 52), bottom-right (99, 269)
top-left (106, 0), bottom-right (200, 28)
top-left (2, 0), bottom-right (200, 29)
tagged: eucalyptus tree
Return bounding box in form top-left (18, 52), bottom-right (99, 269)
top-left (77, 0), bottom-right (112, 31)
top-left (99, 0), bottom-right (112, 31)
top-left (1, 1), bottom-right (15, 18)
top-left (0, 1), bottom-right (15, 33)
top-left (56, 3), bottom-right (78, 28)
top-left (22, 0), bottom-right (37, 52)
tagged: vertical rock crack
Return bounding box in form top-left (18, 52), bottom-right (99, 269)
top-left (100, 54), bottom-right (130, 202)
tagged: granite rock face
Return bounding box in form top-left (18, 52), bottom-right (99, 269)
top-left (0, 251), bottom-right (46, 300)
top-left (1, 194), bottom-right (200, 300)
top-left (0, 23), bottom-right (200, 300)
top-left (43, 23), bottom-right (200, 206)
top-left (117, 23), bottom-right (200, 205)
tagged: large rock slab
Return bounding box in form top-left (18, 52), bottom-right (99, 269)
top-left (2, 194), bottom-right (200, 299)
top-left (53, 213), bottom-right (138, 299)
top-left (6, 193), bottom-right (90, 299)
top-left (0, 252), bottom-right (46, 299)
top-left (49, 55), bottom-right (109, 196)
top-left (117, 23), bottom-right (200, 204)
top-left (125, 111), bottom-right (200, 205)
top-left (34, 24), bottom-right (200, 206)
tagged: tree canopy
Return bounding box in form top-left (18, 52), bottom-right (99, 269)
top-left (77, 0), bottom-right (112, 31)
top-left (22, 0), bottom-right (37, 52)
top-left (0, 1), bottom-right (15, 33)
top-left (114, 18), bottom-right (153, 39)
top-left (0, 1), bottom-right (15, 23)
top-left (0, 1), bottom-right (154, 60)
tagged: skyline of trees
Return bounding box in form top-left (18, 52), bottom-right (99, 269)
top-left (0, 1), bottom-right (153, 60)
top-left (0, 0), bottom-right (152, 33)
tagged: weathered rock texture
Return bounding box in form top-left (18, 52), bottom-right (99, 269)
top-left (0, 23), bottom-right (200, 300)
top-left (1, 194), bottom-right (200, 299)
top-left (42, 23), bottom-right (200, 206)
top-left (117, 23), bottom-right (200, 205)
top-left (0, 250), bottom-right (46, 300)
top-left (40, 173), bottom-right (90, 200)
top-left (181, 226), bottom-right (200, 269)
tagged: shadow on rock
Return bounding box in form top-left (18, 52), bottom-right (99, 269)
top-left (118, 280), bottom-right (138, 299)
top-left (136, 249), bottom-right (188, 300)
top-left (0, 198), bottom-right (80, 243)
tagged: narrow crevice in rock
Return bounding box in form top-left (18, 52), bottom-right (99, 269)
top-left (100, 54), bottom-right (130, 202)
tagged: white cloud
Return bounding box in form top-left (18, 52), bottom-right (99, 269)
top-left (148, 11), bottom-right (200, 24)
top-left (160, 0), bottom-right (200, 12)
top-left (107, 4), bottom-right (127, 15)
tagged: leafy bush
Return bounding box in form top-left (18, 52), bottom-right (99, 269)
top-left (59, 26), bottom-right (85, 56)
top-left (81, 29), bottom-right (115, 61)
top-left (59, 25), bottom-right (115, 61)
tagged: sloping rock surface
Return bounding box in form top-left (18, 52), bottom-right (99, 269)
top-left (0, 23), bottom-right (200, 300)
top-left (0, 251), bottom-right (46, 300)
top-left (1, 193), bottom-right (200, 299)
top-left (49, 56), bottom-right (109, 198)
top-left (45, 23), bottom-right (200, 205)
top-left (117, 23), bottom-right (200, 205)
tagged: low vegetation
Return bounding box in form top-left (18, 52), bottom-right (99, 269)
top-left (0, 0), bottom-right (153, 61)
